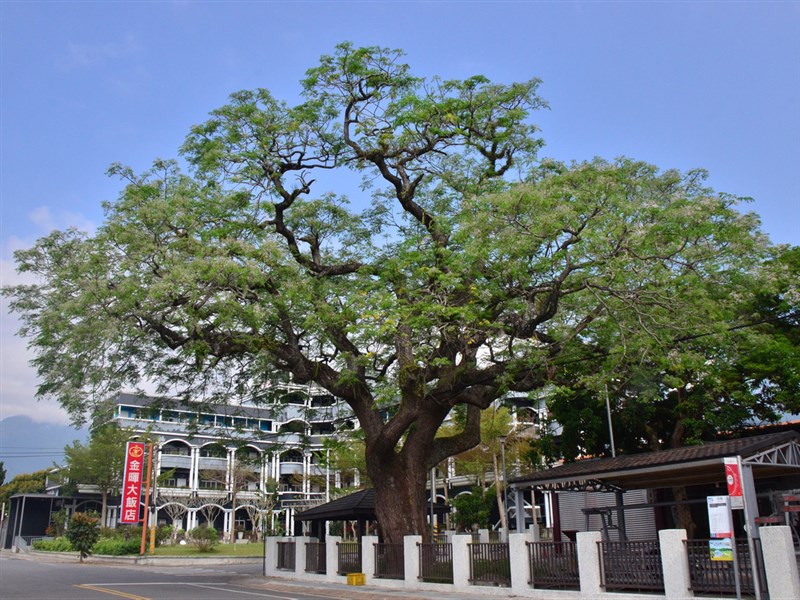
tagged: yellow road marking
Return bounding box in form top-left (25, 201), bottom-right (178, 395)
top-left (74, 584), bottom-right (151, 600)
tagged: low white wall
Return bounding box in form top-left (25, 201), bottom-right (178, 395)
top-left (263, 528), bottom-right (795, 599)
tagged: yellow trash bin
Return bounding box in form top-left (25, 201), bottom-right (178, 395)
top-left (346, 573), bottom-right (366, 586)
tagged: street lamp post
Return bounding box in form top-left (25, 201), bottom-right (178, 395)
top-left (499, 436), bottom-right (508, 539)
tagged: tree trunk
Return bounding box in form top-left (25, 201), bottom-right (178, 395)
top-left (101, 489), bottom-right (108, 528)
top-left (667, 406), bottom-right (696, 537)
top-left (492, 452), bottom-right (508, 533)
top-left (672, 485), bottom-right (696, 538)
top-left (368, 452), bottom-right (431, 545)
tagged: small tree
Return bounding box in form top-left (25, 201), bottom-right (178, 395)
top-left (188, 525), bottom-right (218, 552)
top-left (63, 424), bottom-right (129, 527)
top-left (66, 512), bottom-right (100, 562)
top-left (48, 507), bottom-right (69, 537)
top-left (157, 493), bottom-right (189, 544)
top-left (241, 481), bottom-right (279, 541)
top-left (451, 488), bottom-right (493, 532)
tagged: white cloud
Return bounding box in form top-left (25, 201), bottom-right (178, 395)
top-left (0, 300), bottom-right (73, 426)
top-left (56, 34), bottom-right (140, 71)
top-left (0, 208), bottom-right (96, 425)
top-left (27, 206), bottom-right (95, 235)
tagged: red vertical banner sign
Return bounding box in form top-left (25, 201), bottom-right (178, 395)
top-left (723, 456), bottom-right (744, 510)
top-left (120, 441), bottom-right (145, 524)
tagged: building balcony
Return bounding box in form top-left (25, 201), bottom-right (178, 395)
top-left (160, 454), bottom-right (192, 469)
top-left (198, 457), bottom-right (227, 470)
top-left (280, 462), bottom-right (304, 476)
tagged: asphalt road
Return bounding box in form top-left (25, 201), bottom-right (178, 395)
top-left (0, 551), bottom-right (511, 600)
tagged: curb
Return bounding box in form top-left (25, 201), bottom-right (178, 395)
top-left (24, 549), bottom-right (262, 566)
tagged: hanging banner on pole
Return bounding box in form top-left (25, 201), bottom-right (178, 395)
top-left (707, 495), bottom-right (734, 562)
top-left (709, 538), bottom-right (734, 562)
top-left (707, 495), bottom-right (733, 538)
top-left (724, 456), bottom-right (744, 509)
top-left (120, 441), bottom-right (145, 524)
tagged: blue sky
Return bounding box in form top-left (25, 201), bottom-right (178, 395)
top-left (1, 1), bottom-right (799, 427)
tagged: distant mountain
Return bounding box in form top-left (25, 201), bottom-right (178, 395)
top-left (0, 416), bottom-right (88, 481)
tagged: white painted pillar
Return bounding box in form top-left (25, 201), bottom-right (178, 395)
top-left (659, 529), bottom-right (692, 599)
top-left (478, 528), bottom-right (489, 543)
top-left (303, 454), bottom-right (310, 495)
top-left (452, 534), bottom-right (471, 590)
top-left (294, 535), bottom-right (310, 574)
top-left (509, 532), bottom-right (530, 593)
top-left (528, 523), bottom-right (541, 542)
top-left (403, 535), bottom-right (422, 586)
top-left (227, 448), bottom-right (235, 490)
top-left (761, 526), bottom-right (800, 599)
top-left (326, 535), bottom-right (342, 582)
top-left (577, 530), bottom-right (603, 596)
top-left (514, 488), bottom-right (526, 532)
top-left (264, 536), bottom-right (279, 576)
top-left (361, 534), bottom-right (378, 582)
top-left (190, 447), bottom-right (198, 491)
top-left (155, 445), bottom-right (163, 496)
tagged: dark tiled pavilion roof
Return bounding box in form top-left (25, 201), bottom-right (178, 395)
top-left (296, 488), bottom-right (449, 522)
top-left (510, 430), bottom-right (800, 491)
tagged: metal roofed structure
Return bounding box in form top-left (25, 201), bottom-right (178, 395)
top-left (510, 430), bottom-right (800, 493)
top-left (507, 430), bottom-right (800, 540)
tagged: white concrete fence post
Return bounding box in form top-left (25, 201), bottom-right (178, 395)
top-left (403, 535), bottom-right (422, 586)
top-left (264, 536), bottom-right (279, 576)
top-left (659, 529), bottom-right (693, 599)
top-left (325, 535), bottom-right (341, 582)
top-left (294, 536), bottom-right (309, 574)
top-left (577, 530), bottom-right (603, 597)
top-left (361, 534), bottom-right (378, 583)
top-left (509, 532), bottom-right (530, 593)
top-left (760, 526), bottom-right (800, 600)
top-left (451, 533), bottom-right (471, 591)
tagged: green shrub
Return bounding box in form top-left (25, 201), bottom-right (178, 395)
top-left (156, 525), bottom-right (172, 546)
top-left (66, 512), bottom-right (100, 562)
top-left (92, 538), bottom-right (141, 555)
top-left (188, 525), bottom-right (218, 552)
top-left (32, 536), bottom-right (73, 552)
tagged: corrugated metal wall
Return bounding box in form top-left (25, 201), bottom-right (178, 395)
top-left (556, 489), bottom-right (656, 541)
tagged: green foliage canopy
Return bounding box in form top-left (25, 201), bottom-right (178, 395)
top-left (0, 469), bottom-right (48, 507)
top-left (3, 43), bottom-right (781, 541)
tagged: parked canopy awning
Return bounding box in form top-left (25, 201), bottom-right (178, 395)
top-left (510, 430), bottom-right (800, 493)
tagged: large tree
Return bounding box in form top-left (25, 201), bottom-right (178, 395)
top-left (539, 244), bottom-right (800, 462)
top-left (5, 44), bottom-right (773, 543)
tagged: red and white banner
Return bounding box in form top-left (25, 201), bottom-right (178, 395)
top-left (120, 441), bottom-right (145, 524)
top-left (723, 456), bottom-right (744, 510)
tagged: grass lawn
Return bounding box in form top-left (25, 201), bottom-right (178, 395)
top-left (152, 542), bottom-right (264, 557)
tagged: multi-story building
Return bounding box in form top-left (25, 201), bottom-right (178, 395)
top-left (111, 385), bottom-right (357, 539)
